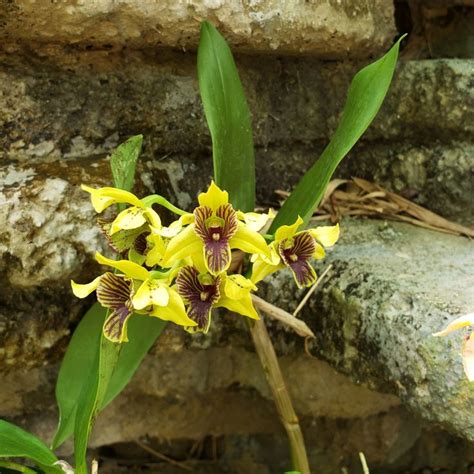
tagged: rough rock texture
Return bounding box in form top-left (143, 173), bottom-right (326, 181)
top-left (0, 0), bottom-right (395, 58)
top-left (1, 1), bottom-right (474, 471)
top-left (262, 219), bottom-right (474, 439)
top-left (0, 51), bottom-right (472, 222)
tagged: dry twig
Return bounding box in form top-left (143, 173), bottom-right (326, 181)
top-left (252, 294), bottom-right (314, 338)
top-left (249, 315), bottom-right (310, 474)
top-left (135, 440), bottom-right (192, 471)
top-left (293, 264), bottom-right (333, 317)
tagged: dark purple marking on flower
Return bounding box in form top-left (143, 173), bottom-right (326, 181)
top-left (97, 217), bottom-right (148, 256)
top-left (278, 232), bottom-right (317, 288)
top-left (133, 232), bottom-right (149, 255)
top-left (97, 272), bottom-right (134, 342)
top-left (176, 266), bottom-right (221, 330)
top-left (194, 204), bottom-right (238, 274)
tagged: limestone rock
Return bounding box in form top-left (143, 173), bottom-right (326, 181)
top-left (262, 218), bottom-right (474, 440)
top-left (0, 52), bottom-right (472, 222)
top-left (0, 0), bottom-right (395, 58)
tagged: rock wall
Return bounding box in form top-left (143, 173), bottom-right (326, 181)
top-left (0, 1), bottom-right (473, 472)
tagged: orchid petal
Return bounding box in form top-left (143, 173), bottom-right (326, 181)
top-left (198, 180), bottom-right (229, 210)
top-left (145, 233), bottom-right (166, 267)
top-left (309, 223), bottom-right (340, 247)
top-left (110, 207), bottom-right (147, 235)
top-left (132, 280), bottom-right (169, 309)
top-left (433, 313), bottom-right (474, 337)
top-left (230, 223), bottom-right (272, 259)
top-left (81, 185), bottom-right (143, 212)
top-left (161, 225), bottom-right (202, 268)
top-left (274, 216), bottom-right (304, 242)
top-left (224, 274), bottom-right (257, 300)
top-left (71, 276), bottom-right (102, 298)
top-left (251, 258), bottom-right (283, 284)
top-left (462, 333), bottom-right (474, 382)
top-left (217, 294), bottom-right (259, 320)
top-left (313, 242), bottom-right (326, 259)
top-left (240, 210), bottom-right (275, 232)
top-left (150, 288), bottom-right (197, 327)
top-left (95, 252), bottom-right (149, 281)
top-left (103, 307), bottom-right (133, 343)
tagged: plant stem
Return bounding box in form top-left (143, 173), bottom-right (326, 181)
top-left (248, 315), bottom-right (311, 474)
top-left (141, 195), bottom-right (187, 216)
top-left (0, 461), bottom-right (37, 473)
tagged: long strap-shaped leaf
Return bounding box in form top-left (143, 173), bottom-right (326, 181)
top-left (0, 420), bottom-right (61, 473)
top-left (198, 21), bottom-right (255, 212)
top-left (72, 135), bottom-right (144, 473)
top-left (270, 36), bottom-right (406, 231)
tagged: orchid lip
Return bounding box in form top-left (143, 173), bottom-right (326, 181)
top-left (194, 203), bottom-right (238, 274)
top-left (278, 232), bottom-right (317, 287)
top-left (176, 266), bottom-right (221, 330)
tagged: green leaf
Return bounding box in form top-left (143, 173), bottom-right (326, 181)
top-left (52, 303), bottom-right (103, 450)
top-left (100, 315), bottom-right (167, 408)
top-left (270, 36), bottom-right (406, 231)
top-left (74, 331), bottom-right (121, 473)
top-left (0, 420), bottom-right (60, 472)
top-left (198, 21), bottom-right (255, 212)
top-left (110, 135), bottom-right (143, 192)
top-left (53, 306), bottom-right (166, 448)
top-left (73, 316), bottom-right (167, 472)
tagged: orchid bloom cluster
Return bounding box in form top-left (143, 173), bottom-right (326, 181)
top-left (72, 182), bottom-right (339, 343)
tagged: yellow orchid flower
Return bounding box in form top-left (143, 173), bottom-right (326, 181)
top-left (82, 184), bottom-right (162, 236)
top-left (434, 313), bottom-right (474, 381)
top-left (251, 216), bottom-right (340, 288)
top-left (161, 181), bottom-right (271, 275)
top-left (95, 253), bottom-right (196, 328)
top-left (81, 185), bottom-right (143, 213)
top-left (72, 253), bottom-right (197, 341)
top-left (175, 265), bottom-right (259, 333)
top-left (71, 272), bottom-right (135, 343)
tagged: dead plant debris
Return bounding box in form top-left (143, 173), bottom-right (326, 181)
top-left (276, 178), bottom-right (474, 238)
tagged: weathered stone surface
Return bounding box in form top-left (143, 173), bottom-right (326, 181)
top-left (0, 0), bottom-right (395, 58)
top-left (261, 218), bottom-right (474, 440)
top-left (0, 52), bottom-right (472, 222)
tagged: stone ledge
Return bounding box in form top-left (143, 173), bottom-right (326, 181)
top-left (0, 0), bottom-right (395, 58)
top-left (262, 218), bottom-right (474, 440)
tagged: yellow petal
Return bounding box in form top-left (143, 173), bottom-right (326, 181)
top-left (229, 223), bottom-right (272, 259)
top-left (198, 181), bottom-right (229, 210)
top-left (217, 294), bottom-right (259, 320)
top-left (144, 208), bottom-right (162, 229)
top-left (145, 233), bottom-right (166, 267)
top-left (71, 275), bottom-right (101, 298)
top-left (251, 258), bottom-right (283, 284)
top-left (95, 252), bottom-right (149, 281)
top-left (110, 207), bottom-right (146, 235)
top-left (81, 185), bottom-right (116, 213)
top-left (224, 274), bottom-right (257, 300)
top-left (240, 210), bottom-right (275, 232)
top-left (313, 242), bottom-right (326, 260)
top-left (274, 216), bottom-right (304, 242)
top-left (81, 185), bottom-right (143, 212)
top-left (161, 225), bottom-right (202, 268)
top-left (433, 313), bottom-right (474, 337)
top-left (462, 334), bottom-right (474, 382)
top-left (132, 280), bottom-right (169, 310)
top-left (309, 223), bottom-right (340, 247)
top-left (150, 288), bottom-right (197, 326)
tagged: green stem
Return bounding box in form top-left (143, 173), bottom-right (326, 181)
top-left (141, 195), bottom-right (187, 216)
top-left (0, 461), bottom-right (37, 473)
top-left (263, 233), bottom-right (274, 241)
